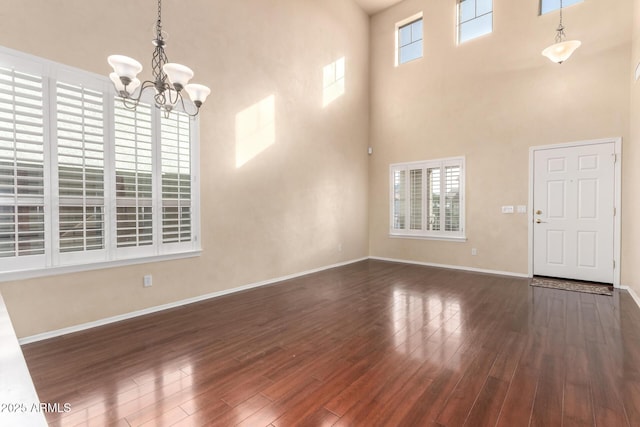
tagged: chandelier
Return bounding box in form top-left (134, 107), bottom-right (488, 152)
top-left (541, 0), bottom-right (581, 64)
top-left (107, 0), bottom-right (210, 116)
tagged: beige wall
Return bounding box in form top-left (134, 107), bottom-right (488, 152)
top-left (0, 0), bottom-right (370, 337)
top-left (626, 0), bottom-right (640, 294)
top-left (369, 0), bottom-right (633, 276)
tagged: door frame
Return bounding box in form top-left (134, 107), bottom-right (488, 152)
top-left (528, 137), bottom-right (622, 287)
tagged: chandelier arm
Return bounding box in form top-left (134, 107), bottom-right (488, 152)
top-left (131, 80), bottom-right (158, 103)
top-left (115, 80), bottom-right (158, 110)
top-left (117, 95), bottom-right (140, 111)
top-left (168, 88), bottom-right (182, 105)
top-left (177, 94), bottom-right (200, 118)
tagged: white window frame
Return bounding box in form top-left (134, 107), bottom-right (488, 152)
top-left (389, 157), bottom-right (466, 241)
top-left (395, 12), bottom-right (424, 67)
top-left (0, 45), bottom-right (201, 282)
top-left (540, 0), bottom-right (583, 15)
top-left (457, 0), bottom-right (493, 45)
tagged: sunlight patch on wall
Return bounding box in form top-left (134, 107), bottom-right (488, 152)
top-left (322, 57), bottom-right (345, 107)
top-left (235, 95), bottom-right (276, 168)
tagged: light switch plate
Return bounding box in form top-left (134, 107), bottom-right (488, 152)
top-left (516, 205), bottom-right (527, 214)
top-left (502, 206), bottom-right (514, 214)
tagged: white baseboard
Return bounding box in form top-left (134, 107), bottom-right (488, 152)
top-left (369, 256), bottom-right (530, 279)
top-left (621, 285), bottom-right (640, 309)
top-left (19, 257), bottom-right (368, 345)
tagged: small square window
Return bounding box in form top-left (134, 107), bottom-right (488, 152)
top-left (540, 0), bottom-right (583, 15)
top-left (458, 0), bottom-right (493, 44)
top-left (397, 18), bottom-right (423, 65)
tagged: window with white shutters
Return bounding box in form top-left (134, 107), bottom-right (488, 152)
top-left (114, 99), bottom-right (153, 250)
top-left (426, 167), bottom-right (440, 232)
top-left (392, 169), bottom-right (406, 230)
top-left (56, 82), bottom-right (105, 255)
top-left (390, 157), bottom-right (465, 240)
top-left (0, 67), bottom-right (45, 266)
top-left (0, 46), bottom-right (200, 279)
top-left (444, 165), bottom-right (461, 232)
top-left (409, 169), bottom-right (422, 230)
top-left (161, 111), bottom-right (191, 245)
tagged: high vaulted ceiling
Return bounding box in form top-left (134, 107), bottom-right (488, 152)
top-left (352, 0), bottom-right (404, 15)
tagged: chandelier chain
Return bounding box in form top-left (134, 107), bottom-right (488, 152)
top-left (156, 0), bottom-right (163, 41)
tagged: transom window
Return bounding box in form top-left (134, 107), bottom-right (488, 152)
top-left (390, 157), bottom-right (465, 240)
top-left (0, 46), bottom-right (200, 279)
top-left (396, 15), bottom-right (423, 65)
top-left (458, 0), bottom-right (493, 44)
top-left (540, 0), bottom-right (583, 15)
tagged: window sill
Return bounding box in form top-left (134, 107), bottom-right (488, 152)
top-left (0, 250), bottom-right (202, 283)
top-left (389, 233), bottom-right (467, 242)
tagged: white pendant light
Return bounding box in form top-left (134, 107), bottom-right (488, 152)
top-left (542, 0), bottom-right (581, 64)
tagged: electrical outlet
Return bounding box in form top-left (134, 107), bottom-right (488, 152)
top-left (143, 275), bottom-right (152, 288)
top-left (338, 243), bottom-right (343, 252)
top-left (471, 248), bottom-right (478, 256)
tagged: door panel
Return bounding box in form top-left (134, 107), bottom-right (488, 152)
top-left (533, 143), bottom-right (615, 283)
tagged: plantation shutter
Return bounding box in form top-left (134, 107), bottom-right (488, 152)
top-left (0, 67), bottom-right (45, 261)
top-left (161, 110), bottom-right (192, 244)
top-left (392, 168), bottom-right (406, 230)
top-left (409, 168), bottom-right (423, 230)
top-left (56, 82), bottom-right (105, 255)
top-left (444, 165), bottom-right (461, 232)
top-left (114, 99), bottom-right (153, 249)
top-left (426, 167), bottom-right (441, 231)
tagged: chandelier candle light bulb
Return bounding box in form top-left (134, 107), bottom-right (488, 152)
top-left (106, 0), bottom-right (210, 116)
top-left (184, 84), bottom-right (211, 108)
top-left (107, 55), bottom-right (143, 85)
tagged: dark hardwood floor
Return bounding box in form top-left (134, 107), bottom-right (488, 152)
top-left (21, 260), bottom-right (640, 426)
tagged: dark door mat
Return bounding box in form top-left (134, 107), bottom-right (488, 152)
top-left (531, 276), bottom-right (613, 296)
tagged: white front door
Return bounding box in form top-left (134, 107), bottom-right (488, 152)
top-left (533, 142), bottom-right (615, 284)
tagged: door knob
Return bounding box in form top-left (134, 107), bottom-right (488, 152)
top-left (536, 219), bottom-right (546, 224)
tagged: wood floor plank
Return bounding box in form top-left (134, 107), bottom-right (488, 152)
top-left (530, 355), bottom-right (564, 427)
top-left (18, 260), bottom-right (640, 427)
top-left (463, 376), bottom-right (509, 427)
top-left (495, 365), bottom-right (539, 427)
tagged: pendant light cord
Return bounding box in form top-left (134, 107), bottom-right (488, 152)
top-left (555, 0), bottom-right (566, 43)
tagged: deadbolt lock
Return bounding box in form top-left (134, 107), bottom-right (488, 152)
top-left (536, 210), bottom-right (542, 215)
